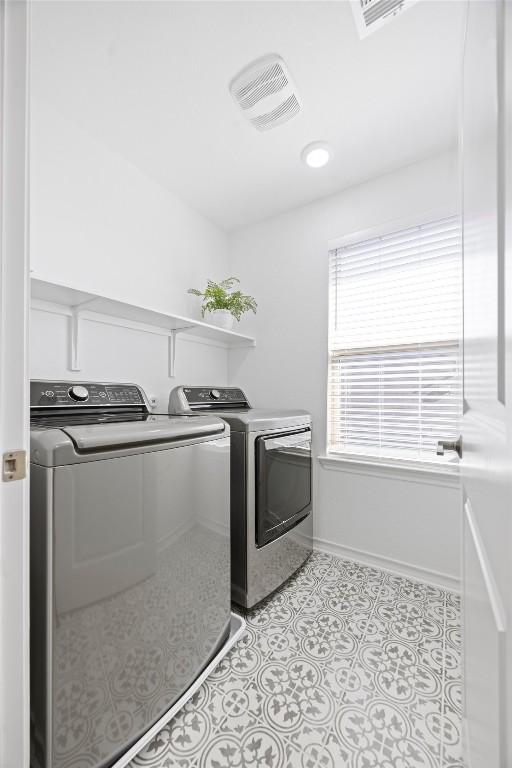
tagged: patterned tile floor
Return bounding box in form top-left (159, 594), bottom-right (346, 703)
top-left (129, 552), bottom-right (464, 768)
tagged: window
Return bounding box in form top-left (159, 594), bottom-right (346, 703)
top-left (328, 215), bottom-right (462, 462)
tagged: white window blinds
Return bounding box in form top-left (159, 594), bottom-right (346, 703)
top-left (328, 215), bottom-right (462, 461)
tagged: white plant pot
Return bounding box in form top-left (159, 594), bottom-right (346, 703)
top-left (207, 310), bottom-right (235, 330)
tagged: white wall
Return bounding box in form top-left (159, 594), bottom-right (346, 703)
top-left (30, 99), bottom-right (230, 408)
top-left (29, 98), bottom-right (462, 587)
top-left (229, 151), bottom-right (461, 589)
top-left (30, 310), bottom-right (228, 410)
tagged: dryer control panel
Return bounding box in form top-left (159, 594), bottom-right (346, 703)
top-left (30, 381), bottom-right (147, 409)
top-left (169, 386), bottom-right (250, 413)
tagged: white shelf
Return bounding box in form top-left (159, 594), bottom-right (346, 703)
top-left (30, 276), bottom-right (255, 376)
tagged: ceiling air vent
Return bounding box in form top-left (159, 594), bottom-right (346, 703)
top-left (350, 0), bottom-right (419, 39)
top-left (229, 54), bottom-right (302, 132)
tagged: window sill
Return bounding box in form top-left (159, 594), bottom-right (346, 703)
top-left (317, 452), bottom-right (460, 488)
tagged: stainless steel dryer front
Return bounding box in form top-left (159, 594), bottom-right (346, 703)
top-left (169, 387), bottom-right (313, 608)
top-left (30, 380), bottom-right (231, 768)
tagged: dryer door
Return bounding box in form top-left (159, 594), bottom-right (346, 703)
top-left (255, 427), bottom-right (312, 547)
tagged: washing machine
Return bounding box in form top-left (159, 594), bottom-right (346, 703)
top-left (30, 380), bottom-right (231, 768)
top-left (169, 386), bottom-right (313, 608)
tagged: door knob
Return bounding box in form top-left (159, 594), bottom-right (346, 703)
top-left (437, 436), bottom-right (462, 458)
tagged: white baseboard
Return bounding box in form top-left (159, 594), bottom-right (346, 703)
top-left (314, 536), bottom-right (461, 592)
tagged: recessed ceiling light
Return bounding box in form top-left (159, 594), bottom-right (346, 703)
top-left (301, 141), bottom-right (331, 169)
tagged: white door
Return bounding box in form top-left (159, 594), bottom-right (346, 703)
top-left (460, 0), bottom-right (512, 765)
top-left (0, 1), bottom-right (30, 766)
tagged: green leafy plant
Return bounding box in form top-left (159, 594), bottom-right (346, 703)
top-left (188, 277), bottom-right (257, 322)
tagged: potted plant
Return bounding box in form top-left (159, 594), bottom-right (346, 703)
top-left (188, 277), bottom-right (257, 330)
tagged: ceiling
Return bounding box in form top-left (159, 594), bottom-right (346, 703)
top-left (31, 1), bottom-right (465, 232)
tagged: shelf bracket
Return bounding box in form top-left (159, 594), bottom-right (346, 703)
top-left (68, 299), bottom-right (97, 372)
top-left (70, 307), bottom-right (82, 371)
top-left (168, 330), bottom-right (177, 378)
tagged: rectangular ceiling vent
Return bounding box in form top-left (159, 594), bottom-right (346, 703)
top-left (350, 0), bottom-right (419, 38)
top-left (229, 54), bottom-right (302, 132)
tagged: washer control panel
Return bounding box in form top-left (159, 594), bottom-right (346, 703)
top-left (30, 381), bottom-right (146, 409)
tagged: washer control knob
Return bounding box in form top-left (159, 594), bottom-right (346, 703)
top-left (69, 385), bottom-right (89, 402)
top-left (210, 389), bottom-right (221, 400)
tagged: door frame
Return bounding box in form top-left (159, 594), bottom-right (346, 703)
top-left (0, 1), bottom-right (30, 766)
